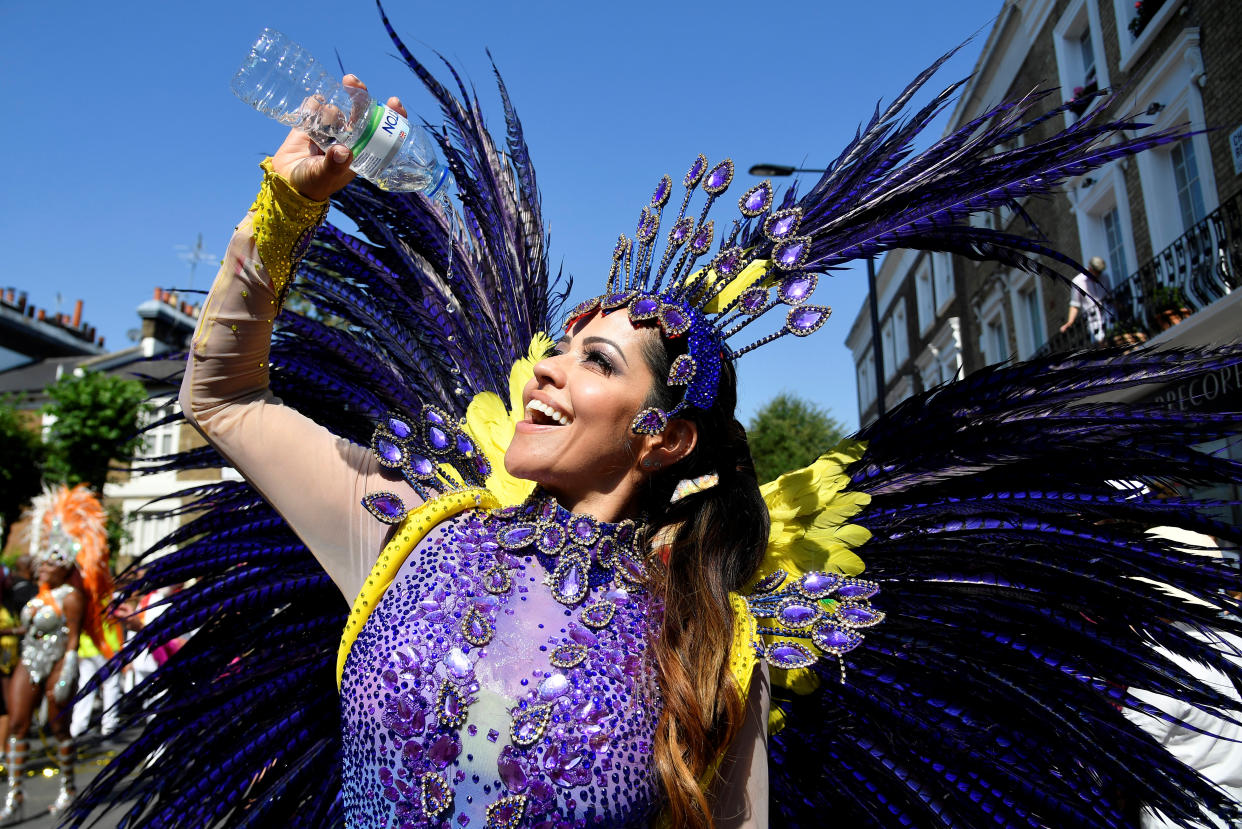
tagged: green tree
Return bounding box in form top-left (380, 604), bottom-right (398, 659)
top-left (747, 393), bottom-right (846, 484)
top-left (0, 395), bottom-right (45, 552)
top-left (43, 369), bottom-right (148, 495)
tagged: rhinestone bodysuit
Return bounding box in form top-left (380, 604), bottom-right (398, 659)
top-left (339, 498), bottom-right (663, 828)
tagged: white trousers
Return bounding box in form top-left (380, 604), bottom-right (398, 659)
top-left (70, 653), bottom-right (121, 738)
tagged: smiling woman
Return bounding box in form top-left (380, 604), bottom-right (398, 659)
top-left (65, 12), bottom-right (1242, 829)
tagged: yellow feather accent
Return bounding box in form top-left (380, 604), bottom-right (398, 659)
top-left (682, 258), bottom-right (772, 313)
top-left (463, 333), bottom-right (552, 507)
top-left (756, 439), bottom-right (871, 584)
top-left (750, 439), bottom-right (872, 703)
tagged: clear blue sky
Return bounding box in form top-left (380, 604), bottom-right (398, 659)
top-left (0, 0), bottom-right (1000, 431)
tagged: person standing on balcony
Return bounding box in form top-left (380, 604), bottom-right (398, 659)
top-left (1060, 256), bottom-right (1112, 343)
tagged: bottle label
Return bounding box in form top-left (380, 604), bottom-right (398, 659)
top-left (350, 104), bottom-right (409, 179)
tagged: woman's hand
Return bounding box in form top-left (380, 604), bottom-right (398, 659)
top-left (271, 74), bottom-right (409, 202)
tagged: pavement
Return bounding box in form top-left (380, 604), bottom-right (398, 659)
top-left (0, 733), bottom-right (131, 829)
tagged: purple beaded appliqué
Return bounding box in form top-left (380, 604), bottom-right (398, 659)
top-left (340, 497), bottom-right (662, 828)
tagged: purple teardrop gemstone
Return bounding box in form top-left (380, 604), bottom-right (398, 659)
top-left (631, 296), bottom-right (660, 316)
top-left (840, 605), bottom-right (880, 625)
top-left (836, 580), bottom-right (878, 600)
top-left (801, 571), bottom-right (840, 596)
top-left (498, 746), bottom-right (528, 792)
top-left (538, 672), bottom-right (570, 701)
top-left (753, 569), bottom-right (788, 593)
top-left (691, 227), bottom-right (711, 250)
top-left (571, 517), bottom-right (596, 541)
top-left (569, 623), bottom-right (598, 647)
top-left (490, 797), bottom-right (527, 825)
top-left (660, 305), bottom-right (688, 332)
top-left (779, 274), bottom-right (815, 303)
top-left (771, 214), bottom-right (797, 238)
top-left (766, 642), bottom-right (817, 669)
top-left (375, 438), bottom-right (402, 464)
top-left (743, 182), bottom-right (772, 213)
top-left (442, 686), bottom-right (462, 720)
top-left (634, 409), bottom-right (667, 433)
top-left (776, 239), bottom-right (806, 266)
top-left (427, 425), bottom-right (450, 450)
top-left (499, 524), bottom-right (535, 547)
top-left (778, 604), bottom-right (818, 626)
top-left (369, 494), bottom-right (404, 519)
top-left (685, 155), bottom-right (707, 185)
top-left (425, 409), bottom-right (447, 426)
top-left (788, 306), bottom-right (828, 333)
top-left (386, 417), bottom-right (412, 438)
top-left (652, 176), bottom-right (671, 206)
top-left (739, 288), bottom-right (768, 313)
top-left (814, 624), bottom-right (862, 653)
top-left (455, 433), bottom-right (475, 455)
top-left (411, 455), bottom-right (435, 477)
top-left (705, 161), bottom-right (732, 190)
top-left (716, 250), bottom-right (741, 275)
top-left (428, 734), bottom-right (461, 769)
top-left (671, 220), bottom-right (691, 242)
top-left (446, 648), bottom-right (472, 679)
top-left (556, 561), bottom-right (583, 598)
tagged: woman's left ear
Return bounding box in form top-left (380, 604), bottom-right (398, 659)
top-left (643, 419), bottom-right (698, 470)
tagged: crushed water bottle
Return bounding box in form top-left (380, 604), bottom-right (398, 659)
top-left (232, 28), bottom-right (448, 195)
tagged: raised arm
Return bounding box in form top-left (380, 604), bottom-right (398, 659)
top-left (181, 77), bottom-right (420, 601)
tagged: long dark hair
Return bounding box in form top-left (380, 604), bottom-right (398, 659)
top-left (637, 330), bottom-right (769, 828)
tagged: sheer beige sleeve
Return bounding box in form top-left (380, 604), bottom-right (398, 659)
top-left (181, 168), bottom-right (422, 602)
top-left (711, 661), bottom-right (771, 829)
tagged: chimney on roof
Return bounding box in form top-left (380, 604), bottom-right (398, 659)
top-left (98, 336), bottom-right (105, 347)
top-left (36, 309), bottom-right (45, 321)
top-left (72, 299), bottom-right (83, 328)
top-left (2, 289), bottom-right (11, 304)
top-left (17, 291), bottom-right (26, 312)
top-left (153, 286), bottom-right (162, 301)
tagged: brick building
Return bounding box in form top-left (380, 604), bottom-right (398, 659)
top-left (846, 0), bottom-right (1241, 428)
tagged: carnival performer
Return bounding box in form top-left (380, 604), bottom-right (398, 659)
top-left (68, 13), bottom-right (1242, 829)
top-left (3, 485), bottom-right (112, 822)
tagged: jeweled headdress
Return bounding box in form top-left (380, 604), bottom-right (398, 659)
top-left (563, 58), bottom-right (1183, 435)
top-left (565, 154), bottom-right (829, 434)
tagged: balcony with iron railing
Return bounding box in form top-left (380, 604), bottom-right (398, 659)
top-left (1034, 191), bottom-right (1240, 357)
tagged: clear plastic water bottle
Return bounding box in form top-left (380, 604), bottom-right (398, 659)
top-left (231, 28), bottom-right (449, 196)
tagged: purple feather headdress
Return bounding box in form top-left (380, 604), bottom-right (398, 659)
top-left (563, 52), bottom-right (1188, 434)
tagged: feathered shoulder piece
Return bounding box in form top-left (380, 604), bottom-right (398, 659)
top-left (360, 334), bottom-right (551, 523)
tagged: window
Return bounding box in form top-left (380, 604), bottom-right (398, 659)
top-left (932, 253), bottom-right (954, 315)
top-left (915, 262), bottom-right (935, 336)
top-left (139, 397), bottom-right (180, 461)
top-left (126, 510), bottom-right (176, 560)
top-left (1009, 275), bottom-right (1046, 360)
top-left (1170, 139), bottom-right (1207, 231)
top-left (1130, 30), bottom-right (1216, 252)
top-left (856, 351), bottom-right (876, 416)
top-left (1102, 208), bottom-right (1128, 282)
top-left (1053, 0), bottom-right (1110, 127)
top-left (893, 302), bottom-right (909, 371)
top-left (1078, 28), bottom-right (1096, 83)
top-left (988, 319), bottom-right (1008, 362)
top-left (881, 320), bottom-right (896, 382)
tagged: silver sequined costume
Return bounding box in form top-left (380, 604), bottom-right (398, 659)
top-left (19, 585), bottom-right (73, 684)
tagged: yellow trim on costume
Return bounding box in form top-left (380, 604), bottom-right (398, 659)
top-left (336, 488), bottom-right (499, 689)
top-left (250, 158), bottom-right (330, 304)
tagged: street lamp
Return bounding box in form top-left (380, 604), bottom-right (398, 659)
top-left (750, 162), bottom-right (886, 418)
top-left (747, 164), bottom-right (824, 177)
